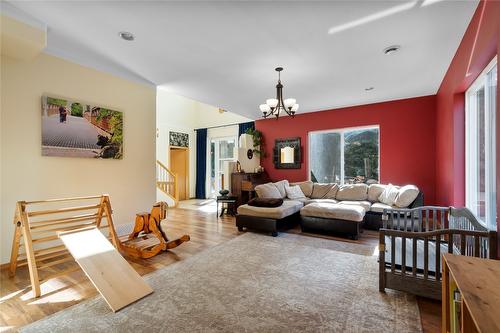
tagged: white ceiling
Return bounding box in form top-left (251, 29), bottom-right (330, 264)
top-left (4, 0), bottom-right (478, 119)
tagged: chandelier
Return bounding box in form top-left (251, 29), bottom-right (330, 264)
top-left (259, 67), bottom-right (299, 119)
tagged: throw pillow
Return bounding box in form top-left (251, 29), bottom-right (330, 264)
top-left (255, 183), bottom-right (282, 199)
top-left (273, 180), bottom-right (289, 199)
top-left (378, 184), bottom-right (399, 205)
top-left (367, 184), bottom-right (387, 202)
top-left (285, 185), bottom-right (306, 200)
top-left (248, 198), bottom-right (284, 208)
top-left (394, 185), bottom-right (419, 208)
top-left (290, 180), bottom-right (314, 197)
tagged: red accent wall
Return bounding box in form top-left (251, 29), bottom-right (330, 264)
top-left (434, 0), bottom-right (500, 255)
top-left (255, 95), bottom-right (437, 204)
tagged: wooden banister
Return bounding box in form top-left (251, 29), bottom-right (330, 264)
top-left (156, 160), bottom-right (179, 206)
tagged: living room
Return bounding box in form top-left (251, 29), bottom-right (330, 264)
top-left (1, 1), bottom-right (499, 332)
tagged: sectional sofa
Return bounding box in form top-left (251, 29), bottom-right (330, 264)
top-left (236, 180), bottom-right (423, 239)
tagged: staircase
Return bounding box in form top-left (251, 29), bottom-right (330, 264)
top-left (156, 160), bottom-right (179, 206)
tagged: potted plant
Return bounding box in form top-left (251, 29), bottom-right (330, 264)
top-left (245, 128), bottom-right (265, 157)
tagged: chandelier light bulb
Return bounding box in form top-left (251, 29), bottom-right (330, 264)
top-left (259, 104), bottom-right (271, 113)
top-left (284, 98), bottom-right (296, 109)
top-left (266, 98), bottom-right (279, 108)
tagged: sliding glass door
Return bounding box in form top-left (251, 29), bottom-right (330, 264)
top-left (466, 57), bottom-right (497, 229)
top-left (209, 136), bottom-right (237, 197)
top-left (309, 126), bottom-right (379, 184)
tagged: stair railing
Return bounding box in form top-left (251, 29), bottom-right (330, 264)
top-left (156, 160), bottom-right (178, 206)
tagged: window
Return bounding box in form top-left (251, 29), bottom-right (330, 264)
top-left (309, 126), bottom-right (379, 185)
top-left (466, 57), bottom-right (497, 230)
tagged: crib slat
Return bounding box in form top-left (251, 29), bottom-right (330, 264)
top-left (412, 237), bottom-right (417, 277)
top-left (460, 234), bottom-right (466, 255)
top-left (425, 209), bottom-right (429, 231)
top-left (418, 209), bottom-right (422, 231)
top-left (401, 236), bottom-right (406, 275)
top-left (448, 232), bottom-right (453, 253)
top-left (432, 209), bottom-right (437, 230)
top-left (391, 236), bottom-right (396, 273)
top-left (424, 237), bottom-right (429, 280)
top-left (435, 236), bottom-right (441, 281)
top-left (474, 236), bottom-right (480, 257)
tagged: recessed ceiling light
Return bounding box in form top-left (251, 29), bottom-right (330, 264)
top-left (119, 31), bottom-right (135, 41)
top-left (383, 45), bottom-right (400, 55)
top-left (365, 87), bottom-right (374, 91)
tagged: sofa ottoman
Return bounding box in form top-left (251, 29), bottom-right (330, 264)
top-left (300, 203), bottom-right (365, 239)
top-left (236, 200), bottom-right (303, 236)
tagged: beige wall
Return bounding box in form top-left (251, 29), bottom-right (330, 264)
top-left (0, 53), bottom-right (157, 264)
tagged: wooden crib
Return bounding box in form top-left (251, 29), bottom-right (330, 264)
top-left (379, 206), bottom-right (497, 300)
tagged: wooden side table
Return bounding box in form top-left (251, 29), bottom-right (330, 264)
top-left (216, 195), bottom-right (237, 218)
top-left (442, 253), bottom-right (500, 333)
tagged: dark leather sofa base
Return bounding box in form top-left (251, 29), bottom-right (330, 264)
top-left (300, 215), bottom-right (361, 240)
top-left (236, 212), bottom-right (300, 237)
top-left (363, 212), bottom-right (383, 230)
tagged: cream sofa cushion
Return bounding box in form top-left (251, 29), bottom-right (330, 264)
top-left (394, 185), bottom-right (419, 208)
top-left (305, 198), bottom-right (338, 205)
top-left (324, 184), bottom-right (339, 199)
top-left (286, 185), bottom-right (305, 200)
top-left (290, 180), bottom-right (314, 197)
top-left (273, 180), bottom-right (289, 198)
top-left (237, 200), bottom-right (303, 219)
top-left (311, 183), bottom-right (338, 199)
top-left (378, 184), bottom-right (400, 205)
top-left (368, 184), bottom-right (387, 202)
top-left (370, 202), bottom-right (395, 213)
top-left (335, 184), bottom-right (368, 201)
top-left (300, 203), bottom-right (365, 222)
top-left (338, 200), bottom-right (372, 211)
top-left (255, 183), bottom-right (281, 199)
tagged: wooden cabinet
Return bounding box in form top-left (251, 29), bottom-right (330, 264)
top-left (231, 172), bottom-right (270, 207)
top-left (442, 253), bottom-right (500, 333)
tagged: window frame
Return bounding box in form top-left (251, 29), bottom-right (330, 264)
top-left (307, 125), bottom-right (380, 185)
top-left (465, 56), bottom-right (497, 230)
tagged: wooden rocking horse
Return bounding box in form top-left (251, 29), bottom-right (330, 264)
top-left (119, 202), bottom-right (190, 259)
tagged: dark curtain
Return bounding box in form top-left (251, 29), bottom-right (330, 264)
top-left (238, 121), bottom-right (255, 137)
top-left (195, 128), bottom-right (207, 199)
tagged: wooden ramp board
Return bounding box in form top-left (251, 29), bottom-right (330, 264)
top-left (58, 227), bottom-right (153, 312)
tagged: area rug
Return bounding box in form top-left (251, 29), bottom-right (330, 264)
top-left (21, 233), bottom-right (422, 332)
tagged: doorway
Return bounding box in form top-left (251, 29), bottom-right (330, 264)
top-left (209, 136), bottom-right (237, 198)
top-left (169, 147), bottom-right (189, 201)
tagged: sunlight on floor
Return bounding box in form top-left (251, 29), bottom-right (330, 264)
top-left (22, 277), bottom-right (84, 304)
top-left (177, 199), bottom-right (217, 213)
top-left (27, 287), bottom-right (82, 305)
top-left (0, 289), bottom-right (25, 302)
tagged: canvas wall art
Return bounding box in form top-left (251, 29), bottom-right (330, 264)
top-left (169, 131), bottom-right (189, 147)
top-left (41, 96), bottom-right (123, 159)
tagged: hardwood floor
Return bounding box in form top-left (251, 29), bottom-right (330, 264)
top-left (0, 202), bottom-right (441, 331)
